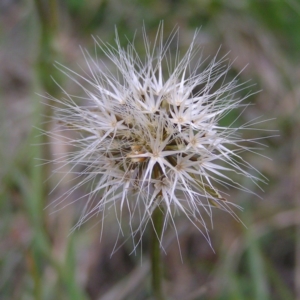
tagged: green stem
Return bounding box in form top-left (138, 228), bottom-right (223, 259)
top-left (34, 0), bottom-right (60, 205)
top-left (31, 1), bottom-right (58, 299)
top-left (151, 205), bottom-right (166, 300)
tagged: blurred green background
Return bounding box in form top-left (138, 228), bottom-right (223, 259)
top-left (0, 0), bottom-right (299, 299)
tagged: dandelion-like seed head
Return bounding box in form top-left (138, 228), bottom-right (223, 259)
top-left (49, 25), bottom-right (266, 248)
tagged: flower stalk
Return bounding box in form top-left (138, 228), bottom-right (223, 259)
top-left (151, 205), bottom-right (165, 300)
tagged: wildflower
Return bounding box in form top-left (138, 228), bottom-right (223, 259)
top-left (48, 25), bottom-right (265, 247)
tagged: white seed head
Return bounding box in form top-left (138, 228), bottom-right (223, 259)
top-left (48, 24), bottom-right (267, 248)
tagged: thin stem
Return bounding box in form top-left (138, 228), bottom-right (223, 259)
top-left (34, 0), bottom-right (60, 203)
top-left (151, 205), bottom-right (166, 300)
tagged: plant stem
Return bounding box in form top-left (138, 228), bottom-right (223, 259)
top-left (151, 205), bottom-right (166, 300)
top-left (34, 0), bottom-right (60, 205)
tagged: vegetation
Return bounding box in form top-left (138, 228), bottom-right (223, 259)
top-left (0, 0), bottom-right (298, 299)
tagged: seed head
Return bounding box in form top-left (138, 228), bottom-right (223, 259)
top-left (48, 25), bottom-right (266, 247)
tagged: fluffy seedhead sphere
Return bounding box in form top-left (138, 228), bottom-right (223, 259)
top-left (47, 25), bottom-right (266, 247)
